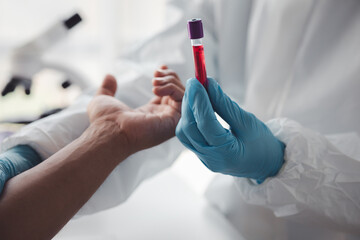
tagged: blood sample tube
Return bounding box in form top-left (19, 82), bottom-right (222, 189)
top-left (187, 18), bottom-right (208, 88)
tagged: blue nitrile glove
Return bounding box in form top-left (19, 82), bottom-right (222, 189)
top-left (176, 78), bottom-right (285, 183)
top-left (0, 145), bottom-right (41, 194)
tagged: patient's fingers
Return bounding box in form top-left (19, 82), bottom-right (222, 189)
top-left (153, 64), bottom-right (185, 91)
top-left (153, 82), bottom-right (184, 102)
top-left (152, 65), bottom-right (185, 102)
top-left (153, 65), bottom-right (167, 78)
top-left (96, 75), bottom-right (117, 97)
top-left (154, 66), bottom-right (180, 81)
top-left (153, 75), bottom-right (185, 90)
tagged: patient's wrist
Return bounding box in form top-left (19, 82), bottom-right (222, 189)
top-left (83, 120), bottom-right (131, 163)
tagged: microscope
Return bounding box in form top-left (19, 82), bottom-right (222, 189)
top-left (1, 13), bottom-right (88, 97)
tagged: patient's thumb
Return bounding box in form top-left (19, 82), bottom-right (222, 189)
top-left (96, 75), bottom-right (117, 96)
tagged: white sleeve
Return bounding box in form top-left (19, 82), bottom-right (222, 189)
top-left (1, 90), bottom-right (184, 216)
top-left (235, 118), bottom-right (360, 229)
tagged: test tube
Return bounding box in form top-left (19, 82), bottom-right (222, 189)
top-left (187, 18), bottom-right (208, 88)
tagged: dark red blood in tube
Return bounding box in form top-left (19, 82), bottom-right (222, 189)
top-left (192, 45), bottom-right (208, 87)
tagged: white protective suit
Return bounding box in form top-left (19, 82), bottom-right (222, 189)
top-left (2, 0), bottom-right (360, 239)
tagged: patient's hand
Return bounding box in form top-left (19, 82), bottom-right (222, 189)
top-left (88, 65), bottom-right (184, 155)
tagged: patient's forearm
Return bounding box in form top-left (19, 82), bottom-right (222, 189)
top-left (0, 121), bottom-right (129, 240)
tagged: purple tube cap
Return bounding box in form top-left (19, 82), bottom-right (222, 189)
top-left (187, 18), bottom-right (204, 39)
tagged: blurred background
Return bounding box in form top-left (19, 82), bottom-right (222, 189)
top-left (0, 0), bottom-right (168, 121)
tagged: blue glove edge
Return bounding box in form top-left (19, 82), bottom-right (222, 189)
top-left (0, 145), bottom-right (42, 194)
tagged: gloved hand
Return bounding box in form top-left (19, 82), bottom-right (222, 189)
top-left (176, 78), bottom-right (285, 183)
top-left (0, 145), bottom-right (41, 194)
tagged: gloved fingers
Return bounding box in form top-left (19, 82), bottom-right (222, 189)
top-left (176, 90), bottom-right (209, 149)
top-left (191, 150), bottom-right (216, 171)
top-left (186, 78), bottom-right (234, 146)
top-left (176, 118), bottom-right (210, 155)
top-left (177, 109), bottom-right (238, 174)
top-left (191, 143), bottom-right (237, 174)
top-left (182, 121), bottom-right (209, 150)
top-left (175, 118), bottom-right (197, 151)
top-left (206, 78), bottom-right (251, 135)
top-left (175, 122), bottom-right (216, 172)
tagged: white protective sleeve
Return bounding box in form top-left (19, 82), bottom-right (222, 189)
top-left (0, 85), bottom-right (184, 216)
top-left (235, 118), bottom-right (360, 230)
